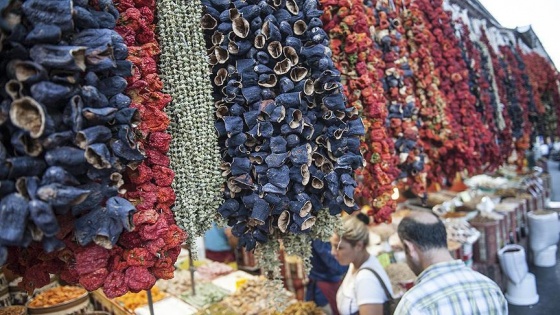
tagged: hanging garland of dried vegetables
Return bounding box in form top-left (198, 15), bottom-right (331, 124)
top-left (202, 0), bottom-right (364, 255)
top-left (522, 52), bottom-right (560, 138)
top-left (514, 46), bottom-right (539, 140)
top-left (319, 0), bottom-right (398, 222)
top-left (455, 21), bottom-right (500, 171)
top-left (399, 1), bottom-right (453, 185)
top-left (499, 45), bottom-right (528, 168)
top-left (415, 0), bottom-right (494, 181)
top-left (156, 0), bottom-right (222, 243)
top-left (113, 0), bottom-right (187, 297)
top-left (476, 40), bottom-right (506, 135)
top-left (373, 0), bottom-right (426, 196)
top-left (479, 27), bottom-right (514, 160)
top-left (499, 46), bottom-right (531, 170)
top-left (0, 0), bottom-right (185, 298)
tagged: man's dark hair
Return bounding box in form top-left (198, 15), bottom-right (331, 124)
top-left (397, 213), bottom-right (447, 250)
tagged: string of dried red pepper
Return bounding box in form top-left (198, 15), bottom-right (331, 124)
top-left (320, 0), bottom-right (399, 222)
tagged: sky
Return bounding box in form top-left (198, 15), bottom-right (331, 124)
top-left (477, 0), bottom-right (560, 69)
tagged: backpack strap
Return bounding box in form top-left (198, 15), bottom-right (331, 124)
top-left (358, 267), bottom-right (393, 300)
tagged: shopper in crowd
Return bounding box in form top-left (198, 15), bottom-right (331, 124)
top-left (540, 140), bottom-right (550, 159)
top-left (331, 213), bottom-right (393, 315)
top-left (394, 211), bottom-right (508, 315)
top-left (203, 223), bottom-right (236, 263)
top-left (306, 239), bottom-right (348, 315)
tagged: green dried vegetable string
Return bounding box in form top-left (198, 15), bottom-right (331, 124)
top-left (310, 211), bottom-right (342, 243)
top-left (157, 0), bottom-right (222, 246)
top-left (254, 238), bottom-right (282, 280)
top-left (282, 234), bottom-right (313, 276)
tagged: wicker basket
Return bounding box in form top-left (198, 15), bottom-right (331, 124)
top-left (89, 291), bottom-right (132, 315)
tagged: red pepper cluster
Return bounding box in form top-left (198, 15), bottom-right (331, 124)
top-left (455, 22), bottom-right (501, 171)
top-left (373, 0), bottom-right (426, 196)
top-left (320, 0), bottom-right (399, 222)
top-left (479, 28), bottom-right (514, 161)
top-left (399, 1), bottom-right (453, 185)
top-left (114, 0), bottom-right (186, 297)
top-left (414, 0), bottom-right (495, 182)
top-left (499, 45), bottom-right (531, 169)
top-left (522, 52), bottom-right (560, 137)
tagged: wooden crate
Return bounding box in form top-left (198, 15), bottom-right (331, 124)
top-left (90, 290), bottom-right (132, 315)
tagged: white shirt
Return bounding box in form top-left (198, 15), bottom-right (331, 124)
top-left (336, 255), bottom-right (393, 315)
top-left (540, 144), bottom-right (549, 155)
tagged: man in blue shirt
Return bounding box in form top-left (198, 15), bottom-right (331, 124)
top-left (306, 239), bottom-right (348, 315)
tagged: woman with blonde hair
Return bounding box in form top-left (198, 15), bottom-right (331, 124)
top-left (331, 213), bottom-right (393, 315)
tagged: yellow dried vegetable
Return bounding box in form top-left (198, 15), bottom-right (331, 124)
top-left (113, 287), bottom-right (165, 311)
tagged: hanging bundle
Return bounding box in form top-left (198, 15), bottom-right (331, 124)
top-left (455, 21), bottom-right (501, 171)
top-left (319, 0), bottom-right (399, 222)
top-left (399, 1), bottom-right (452, 185)
top-left (1, 0), bottom-right (186, 298)
top-left (371, 0), bottom-right (426, 196)
top-left (157, 0), bottom-right (223, 242)
top-left (202, 0), bottom-right (365, 249)
top-left (479, 27), bottom-right (514, 161)
top-left (522, 52), bottom-right (560, 138)
top-left (414, 0), bottom-right (493, 182)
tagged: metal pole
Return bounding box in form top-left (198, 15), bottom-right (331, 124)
top-left (189, 243), bottom-right (196, 296)
top-left (146, 289), bottom-right (155, 315)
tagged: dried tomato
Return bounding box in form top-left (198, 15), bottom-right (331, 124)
top-left (103, 271), bottom-right (128, 298)
top-left (136, 24), bottom-right (156, 45)
top-left (59, 266), bottom-right (80, 285)
top-left (156, 186), bottom-right (175, 206)
top-left (121, 8), bottom-right (142, 31)
top-left (145, 238), bottom-right (165, 256)
top-left (74, 245), bottom-right (109, 275)
top-left (135, 0), bottom-right (156, 8)
top-left (152, 166), bottom-right (174, 187)
top-left (155, 203), bottom-right (176, 225)
top-left (125, 248), bottom-right (156, 267)
top-left (147, 132), bottom-right (171, 153)
top-left (79, 268), bottom-right (109, 291)
top-left (133, 209), bottom-right (159, 226)
top-left (23, 265), bottom-right (51, 293)
top-left (165, 246), bottom-right (181, 262)
top-left (145, 148), bottom-right (170, 167)
top-left (128, 162), bottom-right (153, 185)
top-left (138, 216), bottom-right (169, 241)
top-left (151, 257), bottom-right (174, 279)
top-left (162, 225), bottom-right (187, 250)
top-left (139, 106), bottom-right (170, 132)
top-left (115, 0), bottom-right (135, 11)
top-left (125, 266), bottom-right (156, 293)
top-left (109, 253), bottom-right (129, 272)
top-left (138, 6), bottom-right (155, 25)
top-left (114, 25), bottom-right (137, 46)
top-left (118, 231), bottom-right (144, 249)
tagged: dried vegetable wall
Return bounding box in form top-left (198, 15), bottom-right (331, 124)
top-left (1, 0), bottom-right (559, 299)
